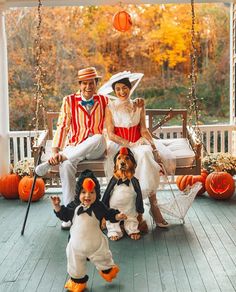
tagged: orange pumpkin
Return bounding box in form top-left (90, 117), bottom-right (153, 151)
top-left (18, 176), bottom-right (45, 202)
top-left (205, 172), bottom-right (235, 199)
top-left (176, 169), bottom-right (208, 195)
top-left (0, 174), bottom-right (20, 199)
top-left (113, 11), bottom-right (132, 32)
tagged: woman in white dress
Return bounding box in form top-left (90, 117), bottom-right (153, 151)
top-left (100, 72), bottom-right (176, 227)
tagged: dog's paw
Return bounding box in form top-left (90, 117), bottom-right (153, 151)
top-left (137, 214), bottom-right (149, 233)
top-left (130, 233), bottom-right (141, 240)
top-left (109, 235), bottom-right (120, 241)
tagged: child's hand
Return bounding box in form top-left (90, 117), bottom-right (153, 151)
top-left (116, 213), bottom-right (127, 221)
top-left (50, 196), bottom-right (61, 212)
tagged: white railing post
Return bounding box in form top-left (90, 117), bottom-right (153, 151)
top-left (0, 4), bottom-right (10, 176)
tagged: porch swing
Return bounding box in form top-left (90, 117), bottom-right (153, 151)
top-left (31, 0), bottom-right (202, 182)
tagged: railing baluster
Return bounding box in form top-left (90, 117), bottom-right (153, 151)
top-left (20, 136), bottom-right (24, 160)
top-left (228, 130), bottom-right (232, 153)
top-left (221, 131), bottom-right (225, 152)
top-left (13, 136), bottom-right (18, 165)
top-left (27, 136), bottom-right (31, 158)
top-left (213, 130), bottom-right (217, 153)
top-left (206, 131), bottom-right (211, 154)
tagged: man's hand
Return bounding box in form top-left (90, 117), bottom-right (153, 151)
top-left (48, 153), bottom-right (64, 166)
top-left (115, 213), bottom-right (127, 221)
top-left (50, 195), bottom-right (61, 212)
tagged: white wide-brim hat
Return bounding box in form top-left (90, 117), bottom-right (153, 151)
top-left (98, 71), bottom-right (144, 99)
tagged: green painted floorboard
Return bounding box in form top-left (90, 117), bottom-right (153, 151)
top-left (1, 192), bottom-right (236, 292)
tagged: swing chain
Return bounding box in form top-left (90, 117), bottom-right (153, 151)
top-left (188, 0), bottom-right (208, 155)
top-left (34, 0), bottom-right (46, 145)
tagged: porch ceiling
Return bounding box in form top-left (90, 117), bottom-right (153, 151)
top-left (0, 0), bottom-right (232, 8)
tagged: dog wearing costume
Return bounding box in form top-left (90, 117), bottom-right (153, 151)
top-left (102, 147), bottom-right (147, 241)
top-left (51, 169), bottom-right (127, 292)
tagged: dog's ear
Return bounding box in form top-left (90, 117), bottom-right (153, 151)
top-left (113, 156), bottom-right (120, 179)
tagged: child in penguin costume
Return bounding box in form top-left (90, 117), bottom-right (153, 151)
top-left (102, 147), bottom-right (145, 241)
top-left (50, 169), bottom-right (127, 292)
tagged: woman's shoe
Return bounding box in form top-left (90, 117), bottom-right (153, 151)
top-left (149, 209), bottom-right (169, 228)
top-left (156, 220), bottom-right (169, 228)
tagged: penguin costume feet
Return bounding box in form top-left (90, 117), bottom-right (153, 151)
top-left (64, 279), bottom-right (87, 292)
top-left (99, 265), bottom-right (120, 282)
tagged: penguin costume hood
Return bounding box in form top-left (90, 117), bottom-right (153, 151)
top-left (75, 169), bottom-right (101, 204)
top-left (54, 169), bottom-right (120, 227)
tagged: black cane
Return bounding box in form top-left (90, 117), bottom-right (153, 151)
top-left (21, 146), bottom-right (43, 235)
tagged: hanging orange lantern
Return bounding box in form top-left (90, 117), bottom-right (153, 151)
top-left (205, 172), bottom-right (235, 200)
top-left (113, 10), bottom-right (132, 32)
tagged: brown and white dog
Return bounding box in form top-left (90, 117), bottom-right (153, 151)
top-left (102, 147), bottom-right (148, 241)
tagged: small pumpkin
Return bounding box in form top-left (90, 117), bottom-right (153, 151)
top-left (176, 169), bottom-right (208, 195)
top-left (18, 176), bottom-right (45, 202)
top-left (205, 171), bottom-right (235, 200)
top-left (0, 174), bottom-right (20, 199)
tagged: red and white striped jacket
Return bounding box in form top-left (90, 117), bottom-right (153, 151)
top-left (52, 93), bottom-right (108, 149)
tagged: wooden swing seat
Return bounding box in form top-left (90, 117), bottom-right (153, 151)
top-left (32, 109), bottom-right (201, 185)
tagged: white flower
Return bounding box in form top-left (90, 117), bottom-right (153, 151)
top-left (202, 153), bottom-right (236, 176)
top-left (13, 158), bottom-right (34, 177)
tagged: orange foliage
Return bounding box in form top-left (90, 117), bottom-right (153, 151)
top-left (5, 4), bottom-right (229, 130)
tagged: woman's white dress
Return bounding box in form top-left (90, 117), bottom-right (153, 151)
top-left (105, 100), bottom-right (176, 199)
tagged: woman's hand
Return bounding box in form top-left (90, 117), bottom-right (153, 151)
top-left (50, 195), bottom-right (61, 212)
top-left (152, 149), bottom-right (165, 174)
top-left (133, 98), bottom-right (144, 112)
top-left (115, 213), bottom-right (127, 221)
top-left (152, 149), bottom-right (162, 164)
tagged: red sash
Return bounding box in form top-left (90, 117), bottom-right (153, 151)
top-left (114, 124), bottom-right (141, 143)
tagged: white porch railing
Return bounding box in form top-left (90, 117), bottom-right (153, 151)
top-left (9, 124), bottom-right (236, 165)
top-left (9, 130), bottom-right (42, 165)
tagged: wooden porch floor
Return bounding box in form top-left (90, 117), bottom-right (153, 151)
top-left (1, 190), bottom-right (236, 292)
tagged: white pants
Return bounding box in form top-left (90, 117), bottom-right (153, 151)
top-left (66, 239), bottom-right (115, 279)
top-left (60, 134), bottom-right (106, 205)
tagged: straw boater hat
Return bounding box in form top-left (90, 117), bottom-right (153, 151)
top-left (98, 71), bottom-right (144, 99)
top-left (78, 67), bottom-right (102, 81)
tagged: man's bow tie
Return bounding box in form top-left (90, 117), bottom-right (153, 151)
top-left (81, 99), bottom-right (94, 107)
top-left (117, 179), bottom-right (130, 186)
top-left (77, 205), bottom-right (93, 216)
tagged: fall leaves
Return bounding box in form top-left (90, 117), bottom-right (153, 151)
top-left (5, 4), bottom-right (229, 130)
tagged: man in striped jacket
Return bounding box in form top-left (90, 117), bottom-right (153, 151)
top-left (36, 67), bottom-right (109, 229)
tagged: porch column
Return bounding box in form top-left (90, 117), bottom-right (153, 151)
top-left (0, 4), bottom-right (10, 176)
top-left (230, 4), bottom-right (236, 155)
